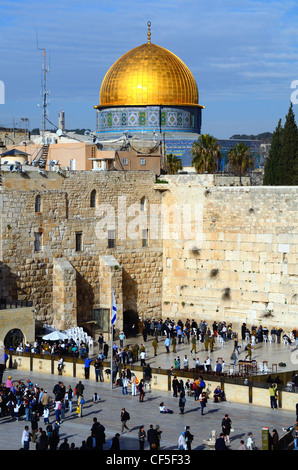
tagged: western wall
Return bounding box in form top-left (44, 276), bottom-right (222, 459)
top-left (160, 175), bottom-right (298, 332)
top-left (0, 168), bottom-right (297, 340)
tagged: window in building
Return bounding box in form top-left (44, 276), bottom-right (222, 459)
top-left (75, 232), bottom-right (82, 252)
top-left (123, 158), bottom-right (128, 165)
top-left (90, 189), bottom-right (96, 208)
top-left (140, 158), bottom-right (146, 166)
top-left (142, 229), bottom-right (148, 247)
top-left (34, 232), bottom-right (42, 252)
top-left (35, 195), bottom-right (41, 213)
top-left (108, 229), bottom-right (115, 248)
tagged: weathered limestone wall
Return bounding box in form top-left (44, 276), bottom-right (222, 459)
top-left (0, 170), bottom-right (163, 330)
top-left (53, 257), bottom-right (77, 330)
top-left (0, 308), bottom-right (35, 346)
top-left (1, 170), bottom-right (297, 336)
top-left (160, 176), bottom-right (298, 331)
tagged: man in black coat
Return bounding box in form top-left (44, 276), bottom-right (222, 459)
top-left (215, 433), bottom-right (229, 450)
top-left (91, 417), bottom-right (106, 450)
top-left (147, 424), bottom-right (158, 450)
top-left (172, 376), bottom-right (179, 398)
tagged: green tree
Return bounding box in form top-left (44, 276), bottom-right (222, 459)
top-left (227, 142), bottom-right (253, 185)
top-left (191, 134), bottom-right (221, 173)
top-left (279, 103), bottom-right (298, 185)
top-left (166, 153), bottom-right (182, 174)
top-left (263, 119), bottom-right (283, 185)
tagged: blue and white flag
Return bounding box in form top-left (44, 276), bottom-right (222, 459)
top-left (111, 289), bottom-right (117, 326)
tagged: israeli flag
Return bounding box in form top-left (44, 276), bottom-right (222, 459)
top-left (111, 289), bottom-right (117, 326)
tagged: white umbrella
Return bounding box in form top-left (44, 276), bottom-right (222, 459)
top-left (42, 331), bottom-right (68, 341)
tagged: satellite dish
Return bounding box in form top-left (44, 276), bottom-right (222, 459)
top-left (56, 129), bottom-right (63, 137)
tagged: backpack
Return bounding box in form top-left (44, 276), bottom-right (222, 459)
top-left (125, 412), bottom-right (130, 421)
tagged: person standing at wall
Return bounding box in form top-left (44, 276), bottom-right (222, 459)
top-left (269, 383), bottom-right (278, 409)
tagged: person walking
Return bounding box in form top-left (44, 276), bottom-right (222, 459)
top-left (76, 394), bottom-right (85, 417)
top-left (179, 389), bottom-right (186, 414)
top-left (245, 342), bottom-right (252, 360)
top-left (246, 432), bottom-right (256, 450)
top-left (185, 426), bottom-right (194, 451)
top-left (21, 425), bottom-right (32, 450)
top-left (67, 385), bottom-right (73, 412)
top-left (190, 335), bottom-right (197, 354)
top-left (152, 338), bottom-right (158, 356)
top-left (199, 391), bottom-right (207, 415)
top-left (178, 432), bottom-right (187, 450)
top-left (221, 414), bottom-right (232, 444)
top-left (138, 425), bottom-right (146, 450)
top-left (165, 336), bottom-right (171, 353)
top-left (75, 380), bottom-right (85, 399)
top-left (138, 378), bottom-right (145, 402)
top-left (120, 408), bottom-right (130, 433)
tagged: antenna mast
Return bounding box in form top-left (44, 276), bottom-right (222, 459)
top-left (37, 33), bottom-right (50, 139)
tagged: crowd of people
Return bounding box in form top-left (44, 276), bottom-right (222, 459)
top-left (1, 316), bottom-right (296, 451)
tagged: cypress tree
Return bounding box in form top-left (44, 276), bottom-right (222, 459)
top-left (279, 103), bottom-right (298, 185)
top-left (263, 119), bottom-right (283, 185)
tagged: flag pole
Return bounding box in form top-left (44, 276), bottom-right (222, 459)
top-left (110, 322), bottom-right (113, 390)
top-left (110, 288), bottom-right (117, 390)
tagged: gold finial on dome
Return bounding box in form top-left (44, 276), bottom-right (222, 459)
top-left (147, 21), bottom-right (151, 44)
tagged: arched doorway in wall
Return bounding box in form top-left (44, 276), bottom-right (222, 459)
top-left (123, 310), bottom-right (140, 337)
top-left (4, 329), bottom-right (24, 349)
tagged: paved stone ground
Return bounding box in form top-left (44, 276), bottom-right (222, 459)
top-left (0, 334), bottom-right (297, 452)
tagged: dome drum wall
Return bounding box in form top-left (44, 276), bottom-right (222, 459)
top-left (96, 105), bottom-right (202, 135)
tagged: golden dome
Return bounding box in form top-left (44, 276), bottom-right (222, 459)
top-left (98, 31), bottom-right (200, 108)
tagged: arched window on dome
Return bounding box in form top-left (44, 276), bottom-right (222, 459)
top-left (90, 189), bottom-right (97, 208)
top-left (35, 194), bottom-right (41, 213)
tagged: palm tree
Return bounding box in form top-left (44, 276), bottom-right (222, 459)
top-left (191, 134), bottom-right (221, 173)
top-left (166, 154), bottom-right (183, 174)
top-left (227, 142), bottom-right (253, 185)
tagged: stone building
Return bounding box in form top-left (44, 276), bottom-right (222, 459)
top-left (0, 166), bottom-right (297, 346)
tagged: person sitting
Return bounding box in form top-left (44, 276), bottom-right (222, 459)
top-left (159, 402), bottom-right (173, 414)
top-left (213, 385), bottom-right (225, 403)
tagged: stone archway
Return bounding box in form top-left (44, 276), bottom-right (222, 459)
top-left (4, 328), bottom-right (24, 349)
top-left (123, 310), bottom-right (140, 337)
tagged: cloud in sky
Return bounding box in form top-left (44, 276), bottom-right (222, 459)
top-left (0, 0), bottom-right (297, 138)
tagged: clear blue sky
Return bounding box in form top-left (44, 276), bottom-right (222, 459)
top-left (0, 0), bottom-right (297, 138)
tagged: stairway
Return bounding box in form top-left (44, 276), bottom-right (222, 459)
top-left (37, 144), bottom-right (49, 168)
